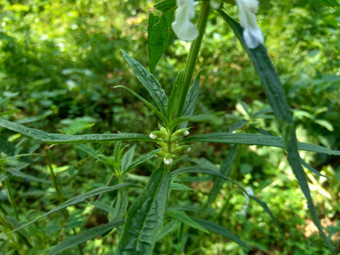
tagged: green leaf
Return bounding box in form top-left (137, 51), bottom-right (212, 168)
top-left (154, 0), bottom-right (176, 12)
top-left (121, 49), bottom-right (168, 117)
top-left (116, 168), bottom-right (170, 255)
top-left (121, 145), bottom-right (135, 172)
top-left (16, 111), bottom-right (53, 124)
top-left (167, 210), bottom-right (208, 233)
top-left (0, 119), bottom-right (151, 144)
top-left (170, 114), bottom-right (218, 128)
top-left (0, 136), bottom-right (15, 156)
top-left (172, 166), bottom-right (281, 232)
top-left (301, 159), bottom-right (328, 178)
top-left (192, 217), bottom-right (251, 250)
top-left (124, 149), bottom-right (159, 174)
top-left (167, 70), bottom-right (185, 119)
top-left (148, 11), bottom-right (173, 73)
top-left (185, 132), bottom-right (340, 155)
top-left (208, 145), bottom-right (238, 204)
top-left (221, 12), bottom-right (335, 253)
top-left (76, 144), bottom-right (113, 165)
top-left (114, 85), bottom-right (166, 122)
top-left (179, 72), bottom-right (201, 128)
top-left (316, 0), bottom-right (339, 7)
top-left (8, 183), bottom-right (133, 233)
top-left (5, 168), bottom-right (51, 184)
top-left (219, 11), bottom-right (292, 123)
top-left (112, 189), bottom-right (129, 220)
top-left (47, 220), bottom-right (124, 255)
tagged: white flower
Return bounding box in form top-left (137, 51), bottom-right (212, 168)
top-left (184, 130), bottom-right (190, 136)
top-left (172, 0), bottom-right (199, 41)
top-left (236, 0), bottom-right (264, 49)
top-left (164, 158), bottom-right (173, 165)
top-left (237, 187), bottom-right (254, 216)
top-left (149, 133), bottom-right (157, 139)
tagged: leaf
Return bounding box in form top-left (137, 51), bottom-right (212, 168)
top-left (121, 49), bottom-right (168, 117)
top-left (124, 149), bottom-right (158, 174)
top-left (179, 72), bottom-right (201, 128)
top-left (47, 220), bottom-right (124, 255)
top-left (316, 0), bottom-right (339, 7)
top-left (167, 70), bottom-right (185, 119)
top-left (221, 12), bottom-right (335, 253)
top-left (75, 144), bottom-right (113, 165)
top-left (0, 119), bottom-right (151, 144)
top-left (172, 166), bottom-right (282, 232)
top-left (208, 145), bottom-right (238, 204)
top-left (114, 85), bottom-right (165, 122)
top-left (170, 114), bottom-right (218, 128)
top-left (16, 111), bottom-right (53, 124)
top-left (185, 132), bottom-right (340, 155)
top-left (148, 11), bottom-right (173, 73)
top-left (112, 189), bottom-right (129, 220)
top-left (166, 210), bottom-right (208, 233)
top-left (154, 0), bottom-right (176, 12)
top-left (5, 168), bottom-right (51, 184)
top-left (301, 159), bottom-right (328, 178)
top-left (8, 183), bottom-right (133, 233)
top-left (116, 168), bottom-right (170, 255)
top-left (121, 145), bottom-right (135, 172)
top-left (0, 136), bottom-right (15, 156)
top-left (219, 11), bottom-right (292, 124)
top-left (192, 218), bottom-right (251, 250)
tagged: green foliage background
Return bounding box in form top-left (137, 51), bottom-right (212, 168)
top-left (0, 0), bottom-right (339, 254)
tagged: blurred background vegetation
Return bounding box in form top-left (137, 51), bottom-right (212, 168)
top-left (0, 0), bottom-right (339, 254)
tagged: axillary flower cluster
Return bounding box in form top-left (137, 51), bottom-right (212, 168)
top-left (172, 0), bottom-right (264, 48)
top-left (149, 125), bottom-right (191, 165)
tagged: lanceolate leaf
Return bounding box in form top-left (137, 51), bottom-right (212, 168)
top-left (167, 210), bottom-right (208, 233)
top-left (8, 183), bottom-right (134, 233)
top-left (192, 217), bottom-right (251, 250)
top-left (208, 145), bottom-right (238, 205)
top-left (185, 132), bottom-right (340, 155)
top-left (0, 119), bottom-right (151, 144)
top-left (179, 72), bottom-right (201, 128)
top-left (116, 168), bottom-right (170, 255)
top-left (47, 220), bottom-right (124, 255)
top-left (121, 49), bottom-right (168, 116)
top-left (220, 12), bottom-right (335, 253)
top-left (171, 166), bottom-right (281, 232)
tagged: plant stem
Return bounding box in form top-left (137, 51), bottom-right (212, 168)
top-left (175, 1), bottom-right (211, 119)
top-left (4, 178), bottom-right (19, 220)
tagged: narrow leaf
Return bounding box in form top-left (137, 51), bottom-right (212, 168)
top-left (116, 168), bottom-right (170, 255)
top-left (167, 210), bottom-right (208, 233)
top-left (185, 132), bottom-right (340, 155)
top-left (121, 49), bottom-right (168, 116)
top-left (8, 183), bottom-right (133, 233)
top-left (208, 145), bottom-right (238, 204)
top-left (172, 167), bottom-right (281, 232)
top-left (301, 159), bottom-right (328, 178)
top-left (192, 217), bottom-right (251, 250)
top-left (124, 149), bottom-right (158, 174)
top-left (114, 85), bottom-right (166, 122)
top-left (47, 220), bottom-right (124, 255)
top-left (121, 145), bottom-right (135, 172)
top-left (0, 119), bottom-right (151, 144)
top-left (5, 168), bottom-right (51, 184)
top-left (179, 72), bottom-right (201, 128)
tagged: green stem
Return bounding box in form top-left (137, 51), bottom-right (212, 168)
top-left (175, 1), bottom-right (211, 119)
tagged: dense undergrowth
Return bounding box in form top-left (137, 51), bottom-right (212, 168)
top-left (0, 0), bottom-right (339, 254)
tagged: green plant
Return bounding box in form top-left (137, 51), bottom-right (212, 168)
top-left (0, 0), bottom-right (339, 254)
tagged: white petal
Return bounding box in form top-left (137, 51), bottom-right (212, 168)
top-left (172, 21), bottom-right (198, 41)
top-left (243, 26), bottom-right (263, 48)
top-left (164, 158), bottom-right (173, 165)
top-left (149, 133), bottom-right (157, 139)
top-left (184, 130), bottom-right (190, 136)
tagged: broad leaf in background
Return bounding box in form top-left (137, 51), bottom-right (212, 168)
top-left (121, 50), bottom-right (168, 117)
top-left (116, 168), bottom-right (170, 255)
top-left (219, 11), bottom-right (335, 253)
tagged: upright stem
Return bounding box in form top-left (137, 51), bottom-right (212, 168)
top-left (175, 1), bottom-right (211, 119)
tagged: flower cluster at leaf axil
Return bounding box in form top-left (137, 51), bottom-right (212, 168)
top-left (149, 124), bottom-right (191, 165)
